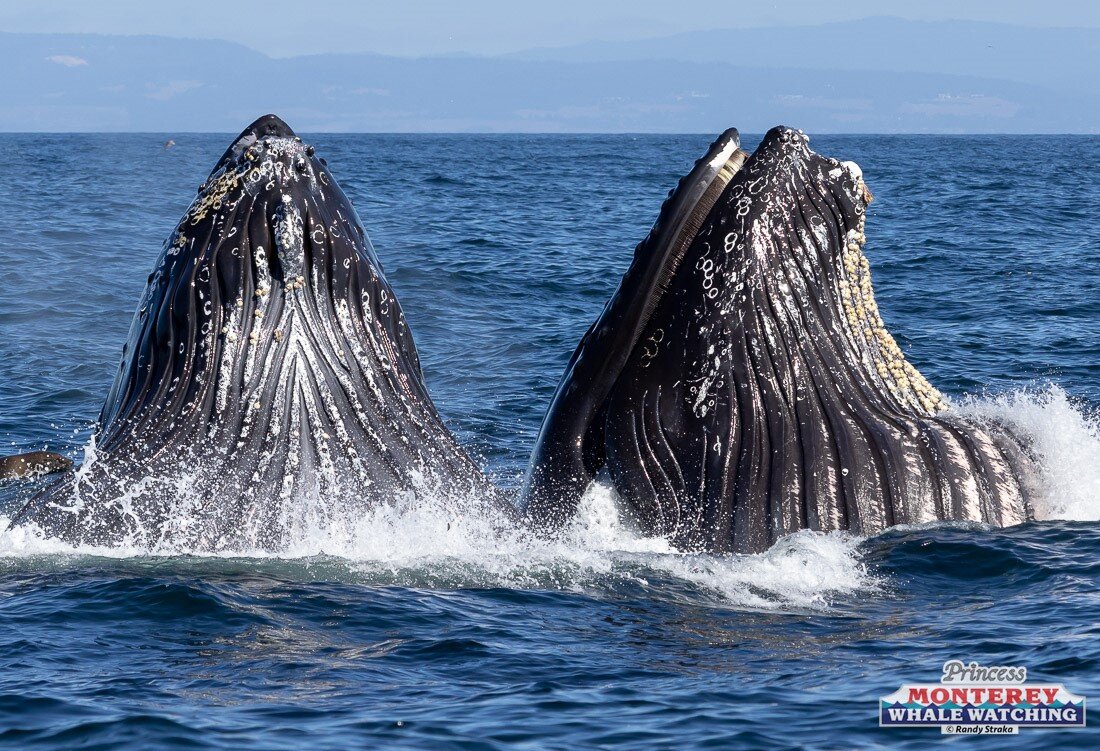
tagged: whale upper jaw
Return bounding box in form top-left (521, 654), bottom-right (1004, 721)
top-left (11, 114), bottom-right (500, 550)
top-left (524, 125), bottom-right (1034, 553)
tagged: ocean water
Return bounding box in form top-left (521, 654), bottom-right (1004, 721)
top-left (0, 133), bottom-right (1097, 749)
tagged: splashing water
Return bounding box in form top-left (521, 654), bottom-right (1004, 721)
top-left (957, 385), bottom-right (1100, 522)
top-left (0, 475), bottom-right (873, 612)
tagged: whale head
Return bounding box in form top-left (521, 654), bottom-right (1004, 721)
top-left (13, 115), bottom-right (495, 549)
top-left (524, 126), bottom-right (1032, 552)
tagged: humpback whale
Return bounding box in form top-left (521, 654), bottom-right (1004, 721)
top-left (9, 115), bottom-right (503, 549)
top-left (522, 127), bottom-right (1035, 553)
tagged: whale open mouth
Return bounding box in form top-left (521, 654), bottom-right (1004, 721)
top-left (12, 115), bottom-right (500, 549)
top-left (523, 126), bottom-right (1034, 553)
top-left (520, 129), bottom-right (749, 513)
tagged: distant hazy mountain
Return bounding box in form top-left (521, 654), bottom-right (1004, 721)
top-left (512, 17), bottom-right (1100, 97)
top-left (0, 19), bottom-right (1096, 133)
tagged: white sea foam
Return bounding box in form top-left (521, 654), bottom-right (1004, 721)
top-left (956, 385), bottom-right (1100, 522)
top-left (0, 480), bottom-right (870, 611)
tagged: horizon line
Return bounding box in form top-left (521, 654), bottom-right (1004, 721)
top-left (0, 130), bottom-right (1096, 136)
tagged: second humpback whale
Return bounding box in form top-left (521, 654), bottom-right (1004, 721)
top-left (522, 127), bottom-right (1036, 553)
top-left (9, 115), bottom-right (506, 549)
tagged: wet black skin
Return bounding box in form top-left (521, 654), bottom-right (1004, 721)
top-left (9, 115), bottom-right (506, 549)
top-left (522, 126), bottom-right (1034, 553)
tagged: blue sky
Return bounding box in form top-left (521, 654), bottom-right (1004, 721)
top-left (1, 2), bottom-right (1097, 132)
top-left (1, 0), bottom-right (1097, 57)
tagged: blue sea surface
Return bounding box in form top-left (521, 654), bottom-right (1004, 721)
top-left (0, 133), bottom-right (1097, 750)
